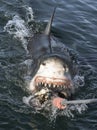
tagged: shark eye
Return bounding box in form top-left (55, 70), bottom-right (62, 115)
top-left (42, 62), bottom-right (46, 66)
top-left (63, 64), bottom-right (67, 69)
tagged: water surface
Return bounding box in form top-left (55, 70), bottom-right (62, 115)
top-left (0, 0), bottom-right (97, 130)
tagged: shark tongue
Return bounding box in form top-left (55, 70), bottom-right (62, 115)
top-left (52, 97), bottom-right (67, 110)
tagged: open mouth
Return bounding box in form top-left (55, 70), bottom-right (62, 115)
top-left (25, 57), bottom-right (75, 110)
top-left (29, 75), bottom-right (74, 110)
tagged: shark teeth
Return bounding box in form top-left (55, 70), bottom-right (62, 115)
top-left (48, 84), bottom-right (51, 87)
top-left (53, 84), bottom-right (56, 88)
top-left (35, 76), bottom-right (73, 91)
top-left (35, 81), bottom-right (67, 90)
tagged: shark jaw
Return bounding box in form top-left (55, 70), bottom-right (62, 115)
top-left (27, 57), bottom-right (75, 110)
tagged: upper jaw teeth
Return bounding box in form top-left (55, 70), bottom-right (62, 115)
top-left (36, 81), bottom-right (67, 90)
top-left (35, 76), bottom-right (72, 89)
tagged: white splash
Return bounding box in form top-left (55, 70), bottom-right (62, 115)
top-left (20, 59), bottom-right (34, 87)
top-left (69, 103), bottom-right (88, 114)
top-left (25, 7), bottom-right (34, 23)
top-left (73, 75), bottom-right (85, 88)
top-left (4, 6), bottom-right (34, 52)
top-left (4, 15), bottom-right (29, 51)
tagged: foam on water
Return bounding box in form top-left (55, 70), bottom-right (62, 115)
top-left (25, 6), bottom-right (34, 23)
top-left (73, 75), bottom-right (85, 88)
top-left (22, 94), bottom-right (88, 121)
top-left (4, 6), bottom-right (34, 52)
top-left (49, 100), bottom-right (88, 121)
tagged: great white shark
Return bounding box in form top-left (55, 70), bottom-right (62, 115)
top-left (23, 7), bottom-right (90, 112)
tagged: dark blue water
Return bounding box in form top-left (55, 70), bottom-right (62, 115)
top-left (0, 0), bottom-right (97, 130)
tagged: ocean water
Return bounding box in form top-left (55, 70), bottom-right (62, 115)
top-left (0, 0), bottom-right (97, 130)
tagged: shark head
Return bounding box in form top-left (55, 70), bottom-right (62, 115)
top-left (26, 7), bottom-right (78, 111)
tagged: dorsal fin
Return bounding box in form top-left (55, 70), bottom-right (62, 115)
top-left (44, 7), bottom-right (56, 35)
